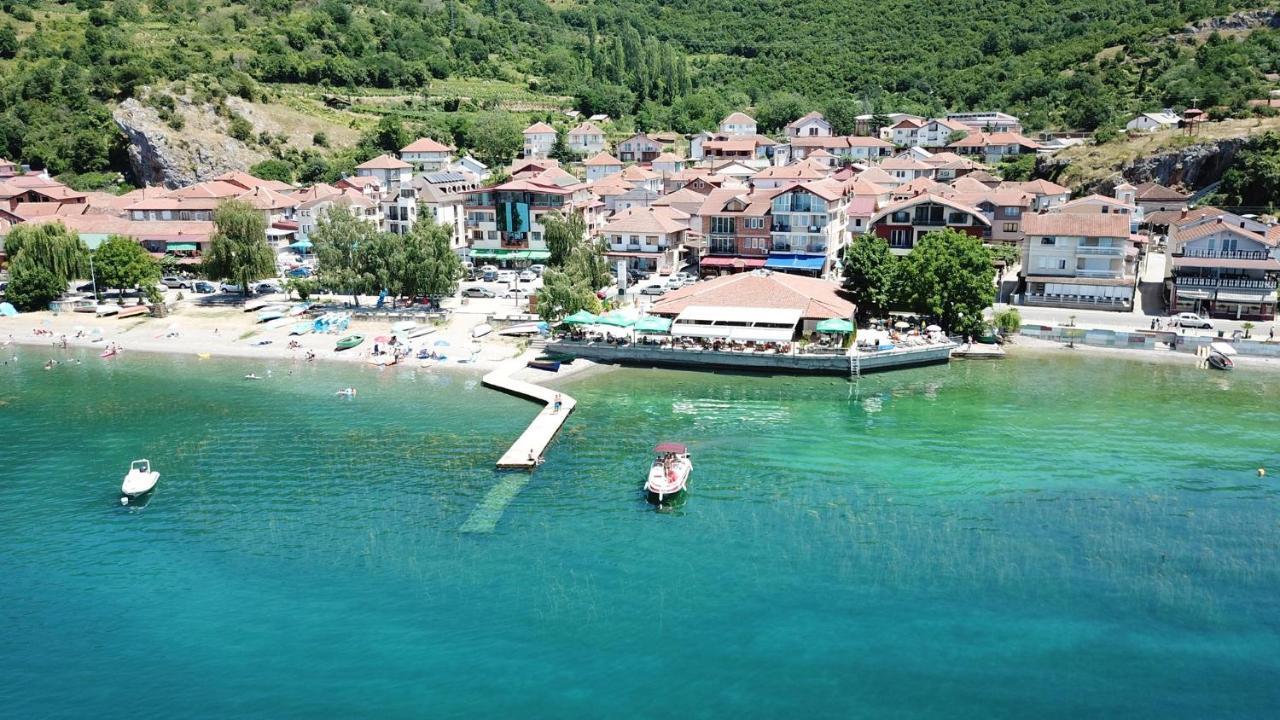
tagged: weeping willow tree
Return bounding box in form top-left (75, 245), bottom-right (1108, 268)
top-left (203, 200), bottom-right (275, 298)
top-left (3, 222), bottom-right (89, 285)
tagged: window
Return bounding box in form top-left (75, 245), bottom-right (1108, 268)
top-left (1221, 237), bottom-right (1238, 252)
top-left (891, 211), bottom-right (910, 224)
top-left (1003, 223), bottom-right (1019, 233)
top-left (889, 229), bottom-right (911, 247)
top-left (948, 212), bottom-right (969, 225)
top-left (1001, 206), bottom-right (1019, 218)
top-left (710, 217), bottom-right (735, 234)
top-left (746, 217), bottom-right (764, 230)
top-left (1039, 237), bottom-right (1056, 246)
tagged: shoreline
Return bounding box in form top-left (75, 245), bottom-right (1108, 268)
top-left (1007, 335), bottom-right (1280, 371)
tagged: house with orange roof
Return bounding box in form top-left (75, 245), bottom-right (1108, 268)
top-left (651, 152), bottom-right (685, 176)
top-left (697, 188), bottom-right (773, 275)
top-left (298, 187), bottom-right (380, 240)
top-left (0, 158), bottom-right (17, 177)
top-left (889, 117), bottom-right (926, 147)
top-left (766, 179), bottom-right (851, 275)
top-left (879, 155), bottom-right (938, 182)
top-left (750, 160), bottom-right (829, 191)
top-left (399, 137), bottom-right (456, 172)
top-left (1050, 184), bottom-right (1142, 231)
top-left (1020, 212), bottom-right (1140, 311)
top-left (462, 177), bottom-right (596, 265)
top-left (522, 122), bottom-right (557, 159)
top-left (566, 122), bottom-right (606, 156)
top-left (617, 133), bottom-right (662, 163)
top-left (213, 171), bottom-right (295, 194)
top-left (868, 193), bottom-right (991, 254)
top-left (1166, 214), bottom-right (1280, 320)
top-left (998, 178), bottom-right (1070, 210)
top-left (786, 112), bottom-right (832, 138)
top-left (583, 152), bottom-right (624, 183)
top-left (14, 214), bottom-right (215, 259)
top-left (600, 206), bottom-right (692, 274)
top-left (719, 112), bottom-right (758, 136)
top-left (919, 118), bottom-right (971, 148)
top-left (948, 132), bottom-right (1041, 163)
top-left (651, 187), bottom-right (708, 220)
top-left (935, 187), bottom-right (1034, 244)
top-left (335, 174), bottom-right (383, 198)
top-left (649, 271), bottom-right (857, 339)
top-left (355, 154), bottom-right (412, 189)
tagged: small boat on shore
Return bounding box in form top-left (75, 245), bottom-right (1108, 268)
top-left (405, 325), bottom-right (436, 339)
top-left (1208, 342), bottom-right (1236, 371)
top-left (287, 303), bottom-right (311, 317)
top-left (265, 316), bottom-right (293, 329)
top-left (289, 322), bottom-right (313, 336)
top-left (257, 306), bottom-right (288, 323)
top-left (645, 442), bottom-right (692, 503)
top-left (117, 305), bottom-right (150, 319)
top-left (244, 300), bottom-right (268, 313)
top-left (472, 323), bottom-right (493, 338)
top-left (95, 304), bottom-right (121, 317)
top-left (73, 299), bottom-right (99, 313)
top-left (499, 322), bottom-right (548, 337)
top-left (335, 334), bottom-right (365, 351)
top-left (527, 358), bottom-right (561, 372)
top-left (121, 459), bottom-right (159, 498)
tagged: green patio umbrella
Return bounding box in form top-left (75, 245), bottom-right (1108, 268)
top-left (596, 310), bottom-right (637, 327)
top-left (633, 316), bottom-right (673, 333)
top-left (562, 310), bottom-right (599, 325)
top-left (815, 318), bottom-right (855, 334)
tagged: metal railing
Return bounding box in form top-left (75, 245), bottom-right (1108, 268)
top-left (1178, 249), bottom-right (1270, 260)
top-left (1076, 245), bottom-right (1125, 256)
top-left (1175, 275), bottom-right (1277, 289)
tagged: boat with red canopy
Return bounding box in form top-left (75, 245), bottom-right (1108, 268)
top-left (645, 442), bottom-right (692, 503)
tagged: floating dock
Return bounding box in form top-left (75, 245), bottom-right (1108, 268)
top-left (482, 359), bottom-right (576, 469)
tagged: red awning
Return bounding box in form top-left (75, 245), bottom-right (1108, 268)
top-left (699, 256), bottom-right (767, 269)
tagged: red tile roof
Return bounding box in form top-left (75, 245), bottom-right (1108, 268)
top-left (400, 137), bottom-right (454, 153)
top-left (652, 271), bottom-right (855, 320)
top-left (355, 154), bottom-right (411, 170)
top-left (1022, 212), bottom-right (1131, 238)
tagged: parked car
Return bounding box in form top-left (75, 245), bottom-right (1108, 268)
top-left (664, 277), bottom-right (685, 291)
top-left (220, 283), bottom-right (243, 294)
top-left (75, 282), bottom-right (97, 293)
top-left (160, 276), bottom-right (190, 289)
top-left (672, 272), bottom-right (695, 284)
top-left (254, 281), bottom-right (283, 294)
top-left (286, 266), bottom-right (313, 278)
top-left (461, 286), bottom-right (496, 298)
top-left (518, 270), bottom-right (537, 282)
top-left (495, 270), bottom-right (517, 284)
top-left (191, 281), bottom-right (216, 294)
top-left (479, 264), bottom-right (498, 274)
top-left (503, 288), bottom-right (533, 299)
top-left (640, 284), bottom-right (666, 296)
top-left (482, 270), bottom-right (497, 282)
top-left (528, 264), bottom-right (546, 276)
top-left (1173, 312), bottom-right (1213, 329)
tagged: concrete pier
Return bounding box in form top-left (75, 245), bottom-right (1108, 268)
top-left (482, 358), bottom-right (576, 469)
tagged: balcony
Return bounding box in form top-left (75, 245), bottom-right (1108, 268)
top-left (1178, 249), bottom-right (1270, 260)
top-left (1175, 275), bottom-right (1277, 289)
top-left (1076, 245), bottom-right (1125, 256)
top-left (772, 243), bottom-right (792, 252)
top-left (772, 224), bottom-right (792, 233)
top-left (1074, 268), bottom-right (1124, 279)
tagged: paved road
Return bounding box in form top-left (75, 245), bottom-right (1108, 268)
top-left (1000, 303), bottom-right (1277, 339)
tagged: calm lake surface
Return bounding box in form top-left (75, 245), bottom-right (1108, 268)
top-left (2, 348), bottom-right (1279, 718)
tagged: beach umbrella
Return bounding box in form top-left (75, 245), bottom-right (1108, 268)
top-left (815, 318), bottom-right (854, 334)
top-left (926, 324), bottom-right (942, 332)
top-left (0, 302), bottom-right (17, 317)
top-left (633, 316), bottom-right (673, 334)
top-left (894, 321), bottom-right (911, 329)
top-left (562, 310), bottom-right (599, 325)
top-left (288, 240), bottom-right (313, 251)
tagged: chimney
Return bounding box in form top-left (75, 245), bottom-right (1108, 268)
top-left (1180, 209), bottom-right (1188, 219)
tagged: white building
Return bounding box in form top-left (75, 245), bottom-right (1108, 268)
top-left (945, 111), bottom-right (1022, 134)
top-left (786, 112), bottom-right (833, 138)
top-left (1021, 212), bottom-right (1139, 310)
top-left (719, 112), bottom-right (758, 136)
top-left (600, 206), bottom-right (691, 274)
top-left (354, 154), bottom-right (412, 189)
top-left (1125, 110), bottom-right (1180, 133)
top-left (583, 152), bottom-right (624, 182)
top-left (399, 137), bottom-right (455, 172)
top-left (522, 122), bottom-right (557, 159)
top-left (566, 122), bottom-right (606, 156)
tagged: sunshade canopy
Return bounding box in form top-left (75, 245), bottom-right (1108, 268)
top-left (633, 316), bottom-right (673, 333)
top-left (562, 310), bottom-right (599, 325)
top-left (815, 318), bottom-right (854, 333)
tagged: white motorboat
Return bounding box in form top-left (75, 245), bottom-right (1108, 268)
top-left (121, 459), bottom-right (159, 497)
top-left (472, 323), bottom-right (493, 338)
top-left (1208, 341), bottom-right (1237, 371)
top-left (95, 303), bottom-right (121, 317)
top-left (645, 443), bottom-right (692, 503)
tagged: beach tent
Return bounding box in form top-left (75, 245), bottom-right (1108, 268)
top-left (815, 318), bottom-right (854, 334)
top-left (562, 310), bottom-right (599, 325)
top-left (0, 302), bottom-right (17, 317)
top-left (288, 240), bottom-right (313, 251)
top-left (633, 316), bottom-right (672, 333)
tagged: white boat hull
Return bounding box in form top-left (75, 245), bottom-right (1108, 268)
top-left (472, 323), bottom-right (493, 338)
top-left (121, 470), bottom-right (159, 496)
top-left (645, 455), bottom-right (691, 502)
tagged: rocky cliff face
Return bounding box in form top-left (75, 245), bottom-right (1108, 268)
top-left (1037, 137), bottom-right (1248, 196)
top-left (113, 92), bottom-right (271, 188)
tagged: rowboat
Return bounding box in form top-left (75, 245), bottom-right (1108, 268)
top-left (526, 358), bottom-right (561, 372)
top-left (287, 303), bottom-right (311, 316)
top-left (73, 299), bottom-right (100, 313)
top-left (472, 323), bottom-right (493, 338)
top-left (645, 442), bottom-right (692, 504)
top-left (95, 304), bottom-right (121, 317)
top-left (117, 305), bottom-right (149, 319)
top-left (335, 334), bottom-right (365, 351)
top-left (244, 300), bottom-right (268, 312)
top-left (257, 306), bottom-right (287, 322)
top-left (499, 322), bottom-right (548, 336)
top-left (289, 322), bottom-right (313, 336)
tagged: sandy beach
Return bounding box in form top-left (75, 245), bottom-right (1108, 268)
top-left (0, 295), bottom-right (602, 385)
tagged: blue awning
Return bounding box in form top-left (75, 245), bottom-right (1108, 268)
top-left (764, 254), bottom-right (826, 272)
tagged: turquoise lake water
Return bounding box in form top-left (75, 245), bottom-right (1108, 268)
top-left (2, 348), bottom-right (1279, 718)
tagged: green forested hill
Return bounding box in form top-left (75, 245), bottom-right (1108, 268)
top-left (0, 0), bottom-right (1277, 181)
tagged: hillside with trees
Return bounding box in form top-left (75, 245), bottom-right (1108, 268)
top-left (1, 0), bottom-right (1277, 183)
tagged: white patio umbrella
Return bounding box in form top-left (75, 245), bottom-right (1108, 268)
top-left (894, 321), bottom-right (911, 329)
top-left (926, 324), bottom-right (942, 332)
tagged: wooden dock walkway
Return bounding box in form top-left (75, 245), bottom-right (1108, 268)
top-left (482, 358), bottom-right (576, 469)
